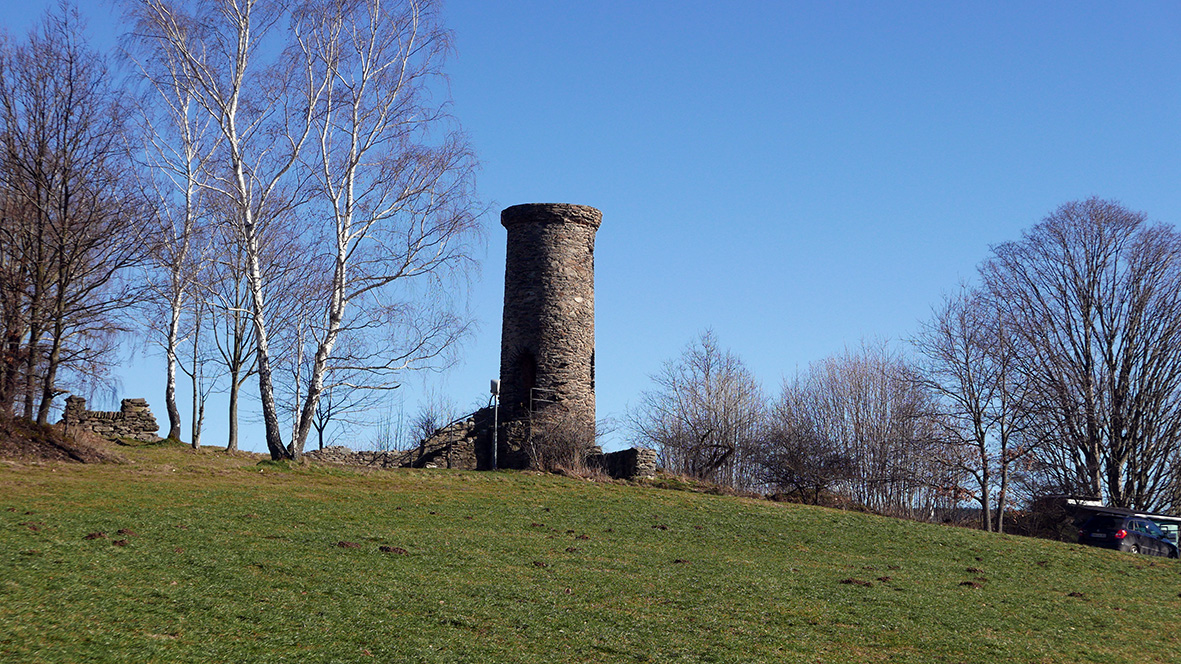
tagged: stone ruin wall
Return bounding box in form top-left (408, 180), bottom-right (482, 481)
top-left (588, 447), bottom-right (658, 480)
top-left (308, 407), bottom-right (652, 474)
top-left (60, 396), bottom-right (160, 442)
top-left (305, 409), bottom-right (490, 471)
top-left (305, 404), bottom-right (657, 480)
top-left (307, 441), bottom-right (656, 480)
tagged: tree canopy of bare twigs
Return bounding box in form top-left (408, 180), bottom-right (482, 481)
top-left (128, 23), bottom-right (220, 443)
top-left (981, 198), bottom-right (1181, 511)
top-left (125, 0), bottom-right (319, 459)
top-left (125, 0), bottom-right (480, 459)
top-left (0, 5), bottom-right (149, 423)
top-left (630, 330), bottom-right (765, 485)
top-left (910, 286), bottom-right (1031, 531)
top-left (756, 387), bottom-right (854, 505)
top-left (284, 0), bottom-right (480, 458)
top-left (764, 342), bottom-right (947, 517)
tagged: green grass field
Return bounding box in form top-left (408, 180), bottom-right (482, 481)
top-left (2, 443), bottom-right (1179, 663)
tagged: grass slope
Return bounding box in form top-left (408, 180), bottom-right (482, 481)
top-left (2, 445), bottom-right (1179, 663)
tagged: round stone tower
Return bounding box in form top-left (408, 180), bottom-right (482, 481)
top-left (499, 203), bottom-right (601, 454)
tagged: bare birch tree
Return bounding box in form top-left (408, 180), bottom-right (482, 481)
top-left (126, 0), bottom-right (328, 458)
top-left (127, 0), bottom-right (478, 459)
top-left (126, 26), bottom-right (221, 442)
top-left (283, 0), bottom-right (480, 458)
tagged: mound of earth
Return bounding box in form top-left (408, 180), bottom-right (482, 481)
top-left (0, 415), bottom-right (121, 463)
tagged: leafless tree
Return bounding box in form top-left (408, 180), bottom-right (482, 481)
top-left (283, 334), bottom-right (387, 451)
top-left (204, 234), bottom-right (257, 452)
top-left (125, 0), bottom-right (325, 459)
top-left (982, 198), bottom-right (1181, 511)
top-left (309, 378), bottom-right (383, 450)
top-left (630, 330), bottom-right (765, 485)
top-left (127, 0), bottom-right (479, 460)
top-left (0, 29), bottom-right (52, 419)
top-left (523, 402), bottom-right (598, 472)
top-left (768, 342), bottom-right (946, 517)
top-left (276, 270), bottom-right (325, 448)
top-left (911, 286), bottom-right (1035, 531)
top-left (283, 0), bottom-right (480, 459)
top-left (0, 158), bottom-right (36, 415)
top-left (200, 206), bottom-right (309, 452)
top-left (177, 293), bottom-right (218, 448)
top-left (367, 394), bottom-right (408, 452)
top-left (125, 21), bottom-right (222, 442)
top-left (0, 5), bottom-right (149, 423)
top-left (757, 377), bottom-right (855, 505)
top-left (408, 389), bottom-right (458, 443)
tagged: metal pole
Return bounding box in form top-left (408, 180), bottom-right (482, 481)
top-left (490, 379), bottom-right (500, 471)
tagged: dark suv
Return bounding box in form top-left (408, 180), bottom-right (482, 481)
top-left (1078, 514), bottom-right (1179, 558)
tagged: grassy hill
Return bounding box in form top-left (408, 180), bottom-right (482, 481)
top-left (2, 442), bottom-right (1179, 663)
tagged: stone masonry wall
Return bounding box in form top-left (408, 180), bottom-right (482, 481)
top-left (304, 447), bottom-right (419, 469)
top-left (588, 447), bottom-right (658, 480)
top-left (305, 412), bottom-right (658, 481)
top-left (499, 203), bottom-right (601, 466)
top-left (61, 396), bottom-right (160, 442)
top-left (305, 408), bottom-right (492, 470)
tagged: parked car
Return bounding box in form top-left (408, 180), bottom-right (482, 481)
top-left (1078, 514), bottom-right (1179, 558)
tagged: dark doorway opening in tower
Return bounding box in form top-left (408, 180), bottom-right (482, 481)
top-left (590, 350), bottom-right (595, 390)
top-left (518, 349), bottom-right (537, 411)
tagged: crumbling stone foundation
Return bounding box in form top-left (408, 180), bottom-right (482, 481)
top-left (305, 408), bottom-right (493, 470)
top-left (60, 396), bottom-right (160, 442)
top-left (588, 447), bottom-right (658, 480)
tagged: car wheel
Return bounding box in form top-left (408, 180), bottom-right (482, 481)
top-left (1130, 543), bottom-right (1141, 555)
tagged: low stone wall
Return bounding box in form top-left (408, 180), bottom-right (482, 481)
top-left (588, 447), bottom-right (658, 480)
top-left (305, 410), bottom-right (657, 481)
top-left (61, 396), bottom-right (160, 443)
top-left (305, 408), bottom-right (490, 470)
top-left (303, 446), bottom-right (414, 468)
top-left (415, 411), bottom-right (483, 469)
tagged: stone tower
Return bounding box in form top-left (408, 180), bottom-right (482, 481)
top-left (499, 203), bottom-right (601, 454)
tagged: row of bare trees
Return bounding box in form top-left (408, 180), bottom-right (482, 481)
top-left (0, 7), bottom-right (149, 425)
top-left (632, 199), bottom-right (1181, 524)
top-left (126, 0), bottom-right (480, 459)
top-left (631, 333), bottom-right (954, 519)
top-left (916, 198), bottom-right (1181, 521)
top-left (0, 0), bottom-right (481, 459)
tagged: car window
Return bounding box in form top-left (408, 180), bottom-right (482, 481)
top-left (1145, 522), bottom-right (1165, 538)
top-left (1083, 515), bottom-right (1123, 530)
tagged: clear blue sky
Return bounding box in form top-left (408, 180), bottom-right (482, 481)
top-left (5, 1), bottom-right (1181, 452)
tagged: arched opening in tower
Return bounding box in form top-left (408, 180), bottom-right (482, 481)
top-left (517, 349), bottom-right (537, 411)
